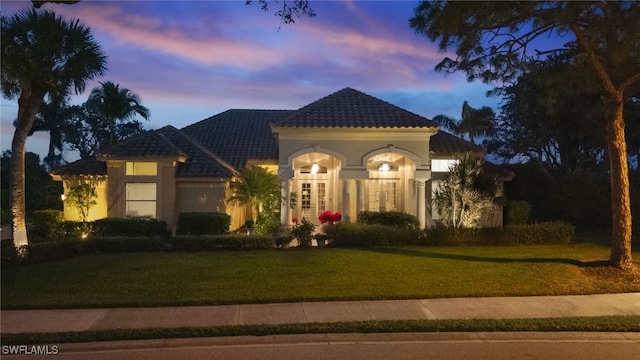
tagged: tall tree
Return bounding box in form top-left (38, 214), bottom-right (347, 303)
top-left (433, 101), bottom-right (496, 144)
top-left (1, 9), bottom-right (106, 248)
top-left (64, 101), bottom-right (146, 159)
top-left (86, 81), bottom-right (149, 146)
top-left (411, 1), bottom-right (640, 269)
top-left (492, 55), bottom-right (606, 173)
top-left (29, 96), bottom-right (73, 171)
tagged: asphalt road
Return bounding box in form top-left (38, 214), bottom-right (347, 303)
top-left (3, 333), bottom-right (639, 360)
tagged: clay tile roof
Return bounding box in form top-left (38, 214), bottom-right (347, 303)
top-left (51, 156), bottom-right (107, 177)
top-left (182, 109), bottom-right (289, 170)
top-left (156, 126), bottom-right (236, 178)
top-left (273, 87), bottom-right (439, 128)
top-left (97, 126), bottom-right (187, 159)
top-left (430, 131), bottom-right (485, 154)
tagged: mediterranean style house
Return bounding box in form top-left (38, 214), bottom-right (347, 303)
top-left (51, 88), bottom-right (513, 231)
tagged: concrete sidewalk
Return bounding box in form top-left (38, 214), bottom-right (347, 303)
top-left (2, 293), bottom-right (639, 334)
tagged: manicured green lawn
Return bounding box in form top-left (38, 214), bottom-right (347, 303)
top-left (2, 243), bottom-right (639, 309)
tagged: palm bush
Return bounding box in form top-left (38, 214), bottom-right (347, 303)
top-left (433, 152), bottom-right (500, 228)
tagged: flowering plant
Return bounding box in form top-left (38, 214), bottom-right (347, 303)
top-left (292, 217), bottom-right (299, 224)
top-left (318, 210), bottom-right (342, 224)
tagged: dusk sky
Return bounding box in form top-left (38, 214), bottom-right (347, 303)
top-left (1, 0), bottom-right (502, 162)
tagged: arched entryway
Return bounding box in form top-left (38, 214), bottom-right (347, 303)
top-left (364, 152), bottom-right (417, 215)
top-left (290, 152), bottom-right (342, 225)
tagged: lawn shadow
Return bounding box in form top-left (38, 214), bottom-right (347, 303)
top-left (365, 247), bottom-right (610, 268)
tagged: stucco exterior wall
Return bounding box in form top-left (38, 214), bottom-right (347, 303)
top-left (176, 180), bottom-right (247, 231)
top-left (104, 159), bottom-right (180, 230)
top-left (275, 128), bottom-right (434, 171)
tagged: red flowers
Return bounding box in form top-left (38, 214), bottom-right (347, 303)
top-left (292, 217), bottom-right (299, 224)
top-left (318, 210), bottom-right (341, 224)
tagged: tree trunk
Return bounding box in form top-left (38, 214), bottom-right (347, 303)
top-left (11, 88), bottom-right (45, 249)
top-left (604, 94), bottom-right (633, 269)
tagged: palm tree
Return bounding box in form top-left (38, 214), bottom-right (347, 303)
top-left (86, 81), bottom-right (150, 146)
top-left (433, 101), bottom-right (496, 144)
top-left (1, 9), bottom-right (106, 248)
top-left (226, 166), bottom-right (281, 223)
top-left (30, 97), bottom-right (73, 171)
top-left (433, 152), bottom-right (498, 228)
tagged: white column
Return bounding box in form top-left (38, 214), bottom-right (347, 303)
top-left (280, 179), bottom-right (290, 226)
top-left (355, 180), bottom-right (364, 220)
top-left (417, 180), bottom-right (426, 229)
top-left (341, 179), bottom-right (352, 223)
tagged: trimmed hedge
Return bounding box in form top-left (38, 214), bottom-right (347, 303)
top-left (93, 236), bottom-right (166, 253)
top-left (323, 223), bottom-right (421, 247)
top-left (176, 212), bottom-right (230, 235)
top-left (25, 240), bottom-right (94, 264)
top-left (30, 210), bottom-right (64, 243)
top-left (30, 214), bottom-right (168, 242)
top-left (3, 236), bottom-right (168, 265)
top-left (174, 235), bottom-right (274, 250)
top-left (357, 211), bottom-right (420, 230)
top-left (503, 222), bottom-right (575, 244)
top-left (424, 222), bottom-right (575, 246)
top-left (93, 218), bottom-right (168, 237)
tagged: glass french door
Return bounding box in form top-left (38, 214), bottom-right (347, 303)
top-left (368, 180), bottom-right (397, 212)
top-left (299, 181), bottom-right (326, 223)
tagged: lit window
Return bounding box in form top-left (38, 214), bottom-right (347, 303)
top-left (126, 183), bottom-right (156, 218)
top-left (126, 162), bottom-right (157, 176)
top-left (431, 159), bottom-right (458, 172)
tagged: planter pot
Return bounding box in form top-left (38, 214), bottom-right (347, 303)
top-left (316, 238), bottom-right (325, 248)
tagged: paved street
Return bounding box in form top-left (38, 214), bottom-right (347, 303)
top-left (3, 333), bottom-right (639, 360)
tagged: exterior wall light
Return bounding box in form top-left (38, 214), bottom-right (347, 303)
top-left (60, 194), bottom-right (66, 201)
top-left (379, 163), bottom-right (390, 172)
top-left (311, 162), bottom-right (319, 174)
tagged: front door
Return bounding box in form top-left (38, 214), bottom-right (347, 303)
top-left (368, 180), bottom-right (398, 212)
top-left (299, 181), bottom-right (327, 224)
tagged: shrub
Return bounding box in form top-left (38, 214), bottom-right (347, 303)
top-left (255, 213), bottom-right (280, 237)
top-left (422, 222), bottom-right (575, 246)
top-left (60, 221), bottom-right (95, 239)
top-left (174, 235), bottom-right (274, 250)
top-left (323, 222), bottom-right (421, 247)
top-left (30, 209), bottom-right (64, 243)
top-left (423, 227), bottom-right (503, 246)
top-left (506, 200), bottom-right (531, 225)
top-left (93, 236), bottom-right (165, 253)
top-left (1, 239), bottom-right (22, 267)
top-left (503, 222), bottom-right (575, 244)
top-left (93, 218), bottom-right (168, 237)
top-left (26, 239), bottom-right (94, 263)
top-left (291, 218), bottom-right (315, 246)
top-left (357, 211), bottom-right (420, 230)
top-left (176, 212), bottom-right (230, 235)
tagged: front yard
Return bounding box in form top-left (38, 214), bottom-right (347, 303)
top-left (2, 243), bottom-right (639, 309)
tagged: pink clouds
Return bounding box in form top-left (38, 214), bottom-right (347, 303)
top-left (0, 1), bottom-right (501, 161)
top-left (50, 2), bottom-right (287, 70)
